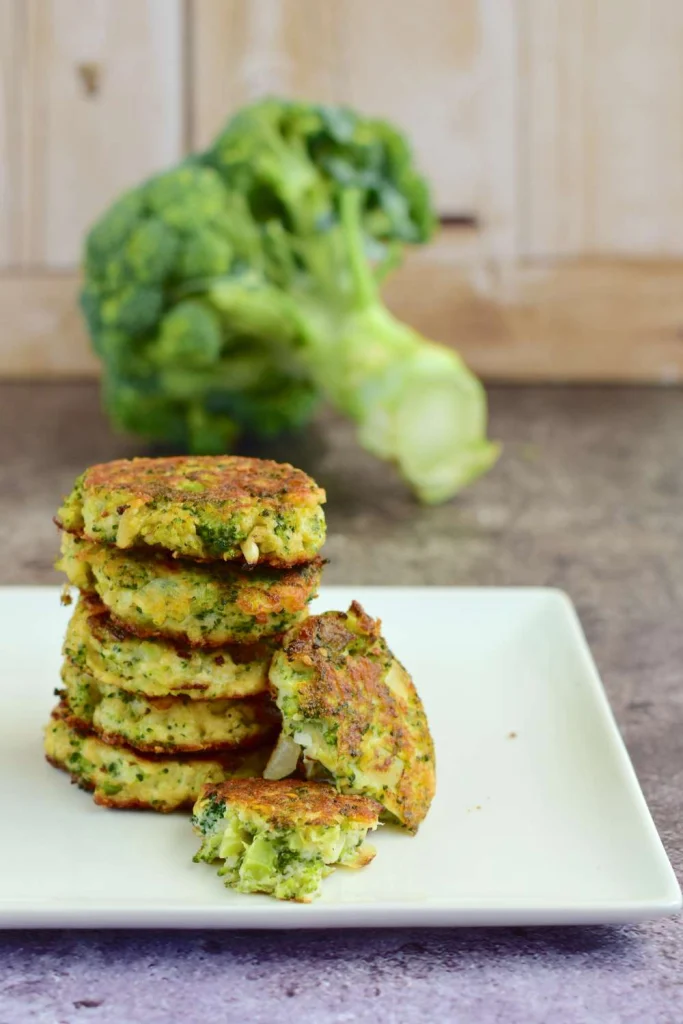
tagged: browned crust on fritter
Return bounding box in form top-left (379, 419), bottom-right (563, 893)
top-left (58, 688), bottom-right (281, 755)
top-left (96, 706), bottom-right (280, 756)
top-left (83, 455), bottom-right (325, 507)
top-left (55, 521), bottom-right (321, 569)
top-left (199, 777), bottom-right (381, 828)
top-left (95, 793), bottom-right (197, 811)
top-left (280, 603), bottom-right (391, 753)
top-left (71, 552), bottom-right (324, 647)
top-left (102, 610), bottom-right (276, 650)
top-left (56, 705), bottom-right (92, 736)
top-left (93, 726), bottom-right (278, 757)
top-left (351, 845), bottom-right (377, 868)
top-left (70, 539), bottom-right (325, 605)
top-left (78, 594), bottom-right (277, 671)
top-left (277, 601), bottom-right (436, 832)
top-left (286, 600), bottom-right (380, 664)
top-left (45, 755), bottom-right (192, 812)
top-left (49, 702), bottom-right (275, 766)
top-left (233, 558), bottom-right (325, 619)
top-left (45, 752), bottom-right (95, 791)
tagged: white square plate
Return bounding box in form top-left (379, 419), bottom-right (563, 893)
top-left (0, 586), bottom-right (678, 929)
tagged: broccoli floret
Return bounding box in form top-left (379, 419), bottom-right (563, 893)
top-left (177, 230), bottom-right (233, 279)
top-left (148, 301), bottom-right (222, 369)
top-left (145, 164), bottom-right (231, 232)
top-left (80, 98), bottom-right (498, 501)
top-left (85, 190), bottom-right (145, 272)
top-left (125, 220), bottom-right (179, 284)
top-left (191, 793), bottom-right (226, 836)
top-left (185, 404), bottom-right (239, 455)
top-left (102, 375), bottom-right (185, 443)
top-left (100, 285), bottom-right (164, 337)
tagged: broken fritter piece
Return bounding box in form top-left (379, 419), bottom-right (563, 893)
top-left (192, 778), bottom-right (380, 902)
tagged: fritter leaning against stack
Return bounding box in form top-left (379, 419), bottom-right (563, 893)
top-left (45, 455), bottom-right (326, 812)
top-left (190, 602), bottom-right (436, 901)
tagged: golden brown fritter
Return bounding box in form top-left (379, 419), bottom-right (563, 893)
top-left (64, 596), bottom-right (274, 700)
top-left (58, 532), bottom-right (323, 646)
top-left (56, 455), bottom-right (326, 566)
top-left (268, 601), bottom-right (436, 832)
top-left (58, 658), bottom-right (281, 755)
top-left (44, 706), bottom-right (273, 812)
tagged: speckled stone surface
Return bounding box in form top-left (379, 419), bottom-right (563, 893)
top-left (0, 382), bottom-right (681, 1024)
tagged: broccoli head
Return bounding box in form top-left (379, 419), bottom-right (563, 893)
top-left (81, 98), bottom-right (497, 502)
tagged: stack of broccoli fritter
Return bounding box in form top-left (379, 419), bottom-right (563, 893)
top-left (45, 454), bottom-right (326, 812)
top-left (44, 452), bottom-right (437, 903)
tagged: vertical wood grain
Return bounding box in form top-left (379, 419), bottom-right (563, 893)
top-left (190, 0), bottom-right (482, 216)
top-left (477, 0), bottom-right (520, 272)
top-left (190, 0), bottom-right (341, 150)
top-left (520, 0), bottom-right (683, 257)
top-left (590, 0), bottom-right (683, 254)
top-left (518, 0), bottom-right (587, 257)
top-left (15, 0), bottom-right (184, 268)
top-left (336, 0), bottom-right (481, 214)
top-left (0, 0), bottom-right (16, 266)
top-left (0, 1), bottom-right (23, 266)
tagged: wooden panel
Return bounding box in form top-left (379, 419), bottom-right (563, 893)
top-left (478, 0), bottom-right (519, 266)
top-left (383, 231), bottom-right (683, 382)
top-left (0, 273), bottom-right (96, 374)
top-left (590, 0), bottom-right (683, 254)
top-left (518, 0), bottom-right (587, 257)
top-left (5, 236), bottom-right (683, 381)
top-left (520, 0), bottom-right (683, 257)
top-left (190, 0), bottom-right (483, 214)
top-left (190, 0), bottom-right (342, 149)
top-left (0, 0), bottom-right (31, 268)
top-left (0, 0), bottom-right (23, 266)
top-left (334, 1), bottom-right (481, 213)
top-left (9, 0), bottom-right (184, 269)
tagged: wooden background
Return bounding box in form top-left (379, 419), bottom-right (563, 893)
top-left (2, 0), bottom-right (683, 381)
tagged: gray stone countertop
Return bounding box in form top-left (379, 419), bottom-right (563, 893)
top-left (0, 381), bottom-right (681, 1023)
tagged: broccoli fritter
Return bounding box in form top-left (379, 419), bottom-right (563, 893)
top-left (192, 778), bottom-right (379, 902)
top-left (56, 455), bottom-right (326, 566)
top-left (44, 708), bottom-right (272, 812)
top-left (58, 659), bottom-right (280, 754)
top-left (64, 596), bottom-right (273, 700)
top-left (267, 602), bottom-right (435, 831)
top-left (58, 532), bottom-right (322, 646)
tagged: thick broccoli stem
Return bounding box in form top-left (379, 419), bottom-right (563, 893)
top-left (206, 191), bottom-right (498, 501)
top-left (296, 192), bottom-right (500, 502)
top-left (209, 274), bottom-right (299, 342)
top-left (303, 302), bottom-right (499, 502)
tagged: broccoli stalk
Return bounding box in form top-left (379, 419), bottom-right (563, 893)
top-left (309, 189), bottom-right (498, 501)
top-left (206, 189), bottom-right (498, 502)
top-left (81, 99), bottom-right (498, 502)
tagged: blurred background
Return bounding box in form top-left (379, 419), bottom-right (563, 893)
top-left (2, 0), bottom-right (682, 383)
